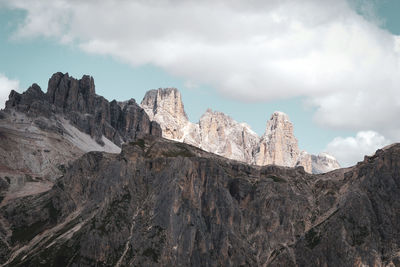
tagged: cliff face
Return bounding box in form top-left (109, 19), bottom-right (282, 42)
top-left (198, 109), bottom-right (259, 163)
top-left (312, 153), bottom-right (342, 174)
top-left (141, 89), bottom-right (260, 163)
top-left (0, 73), bottom-right (161, 211)
top-left (1, 136), bottom-right (399, 266)
top-left (141, 88), bottom-right (188, 140)
top-left (6, 72), bottom-right (161, 146)
top-left (140, 89), bottom-right (339, 173)
top-left (255, 111), bottom-right (300, 167)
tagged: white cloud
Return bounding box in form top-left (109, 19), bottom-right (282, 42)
top-left (325, 131), bottom-right (391, 167)
top-left (0, 74), bottom-right (19, 109)
top-left (2, 0), bottom-right (400, 139)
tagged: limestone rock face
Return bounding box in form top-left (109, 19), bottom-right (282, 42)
top-left (311, 153), bottom-right (341, 174)
top-left (140, 88), bottom-right (339, 173)
top-left (140, 90), bottom-right (260, 162)
top-left (198, 109), bottom-right (259, 163)
top-left (296, 151), bottom-right (313, 173)
top-left (141, 88), bottom-right (194, 142)
top-left (256, 112), bottom-right (300, 167)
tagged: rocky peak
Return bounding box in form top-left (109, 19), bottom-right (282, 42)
top-left (200, 109), bottom-right (233, 128)
top-left (140, 88), bottom-right (190, 140)
top-left (47, 72), bottom-right (96, 114)
top-left (266, 111), bottom-right (291, 132)
top-left (311, 152), bottom-right (341, 174)
top-left (5, 72), bottom-right (161, 147)
top-left (198, 109), bottom-right (259, 163)
top-left (139, 88), bottom-right (340, 173)
top-left (141, 88), bottom-right (188, 121)
top-left (6, 84), bottom-right (50, 117)
top-left (256, 111), bottom-right (301, 168)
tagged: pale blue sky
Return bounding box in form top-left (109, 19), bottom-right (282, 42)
top-left (0, 0), bottom-right (399, 163)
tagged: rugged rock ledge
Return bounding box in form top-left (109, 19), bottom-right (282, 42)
top-left (1, 136), bottom-right (399, 266)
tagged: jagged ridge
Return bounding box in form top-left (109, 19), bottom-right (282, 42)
top-left (6, 72), bottom-right (161, 146)
top-left (0, 136), bottom-right (399, 266)
top-left (141, 88), bottom-right (340, 173)
top-left (0, 72), bottom-right (162, 209)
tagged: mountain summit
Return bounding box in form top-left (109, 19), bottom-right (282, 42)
top-left (256, 111), bottom-right (301, 167)
top-left (141, 88), bottom-right (189, 141)
top-left (140, 88), bottom-right (339, 173)
top-left (1, 73), bottom-right (398, 266)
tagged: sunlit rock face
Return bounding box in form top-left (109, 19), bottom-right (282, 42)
top-left (296, 151), bottom-right (313, 173)
top-left (311, 153), bottom-right (341, 174)
top-left (255, 111), bottom-right (301, 167)
top-left (198, 109), bottom-right (259, 163)
top-left (141, 88), bottom-right (194, 142)
top-left (141, 89), bottom-right (259, 163)
top-left (142, 88), bottom-right (340, 174)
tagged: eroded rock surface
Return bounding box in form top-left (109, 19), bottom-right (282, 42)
top-left (0, 73), bottom-right (161, 206)
top-left (0, 137), bottom-right (398, 266)
top-left (7, 73), bottom-right (161, 146)
top-left (312, 153), bottom-right (342, 174)
top-left (256, 111), bottom-right (301, 168)
top-left (198, 109), bottom-right (259, 163)
top-left (141, 88), bottom-right (339, 173)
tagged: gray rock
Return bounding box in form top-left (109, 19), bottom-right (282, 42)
top-left (5, 72), bottom-right (161, 146)
top-left (0, 73), bottom-right (160, 215)
top-left (1, 137), bottom-right (399, 266)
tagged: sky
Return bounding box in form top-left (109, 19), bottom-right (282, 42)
top-left (0, 0), bottom-right (399, 167)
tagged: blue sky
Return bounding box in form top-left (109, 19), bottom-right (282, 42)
top-left (0, 0), bottom-right (399, 166)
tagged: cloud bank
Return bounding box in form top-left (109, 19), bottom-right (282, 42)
top-left (2, 0), bottom-right (400, 165)
top-left (0, 74), bottom-right (19, 109)
top-left (325, 131), bottom-right (391, 167)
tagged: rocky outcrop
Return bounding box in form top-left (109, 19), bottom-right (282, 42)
top-left (0, 110), bottom-right (121, 206)
top-left (296, 151), bottom-right (313, 173)
top-left (140, 89), bottom-right (338, 173)
top-left (141, 88), bottom-right (192, 142)
top-left (311, 153), bottom-right (341, 174)
top-left (198, 109), bottom-right (259, 163)
top-left (6, 72), bottom-right (161, 146)
top-left (255, 111), bottom-right (301, 168)
top-left (255, 112), bottom-right (340, 174)
top-left (1, 72), bottom-right (161, 209)
top-left (1, 136), bottom-right (399, 266)
top-left (140, 89), bottom-right (259, 163)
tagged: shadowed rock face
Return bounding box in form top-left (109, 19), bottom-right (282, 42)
top-left (1, 136), bottom-right (399, 266)
top-left (6, 72), bottom-right (161, 146)
top-left (0, 72), bottom-right (161, 219)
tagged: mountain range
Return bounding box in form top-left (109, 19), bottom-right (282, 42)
top-left (0, 73), bottom-right (398, 266)
top-left (140, 88), bottom-right (340, 174)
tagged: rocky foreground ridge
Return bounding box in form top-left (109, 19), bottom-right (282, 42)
top-left (141, 88), bottom-right (340, 173)
top-left (0, 135), bottom-right (399, 266)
